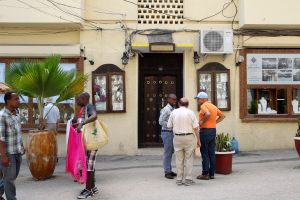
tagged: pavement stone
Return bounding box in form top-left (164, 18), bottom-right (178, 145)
top-left (12, 149), bottom-right (300, 200)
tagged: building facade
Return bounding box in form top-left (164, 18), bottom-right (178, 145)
top-left (0, 0), bottom-right (300, 156)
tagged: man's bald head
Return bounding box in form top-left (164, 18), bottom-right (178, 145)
top-left (179, 97), bottom-right (189, 107)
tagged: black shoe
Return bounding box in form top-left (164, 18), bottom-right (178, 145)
top-left (165, 173), bottom-right (174, 179)
top-left (209, 175), bottom-right (215, 179)
top-left (197, 175), bottom-right (209, 180)
top-left (92, 186), bottom-right (99, 195)
top-left (170, 171), bottom-right (177, 177)
top-left (77, 189), bottom-right (93, 199)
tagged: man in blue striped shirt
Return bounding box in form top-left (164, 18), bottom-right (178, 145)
top-left (159, 94), bottom-right (177, 179)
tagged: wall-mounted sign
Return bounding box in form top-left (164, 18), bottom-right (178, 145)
top-left (247, 54), bottom-right (300, 84)
top-left (149, 43), bottom-right (175, 52)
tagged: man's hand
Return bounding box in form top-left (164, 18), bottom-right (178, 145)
top-left (199, 120), bottom-right (204, 126)
top-left (1, 154), bottom-right (9, 167)
top-left (197, 139), bottom-right (201, 147)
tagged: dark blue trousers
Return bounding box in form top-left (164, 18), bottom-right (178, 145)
top-left (200, 128), bottom-right (216, 176)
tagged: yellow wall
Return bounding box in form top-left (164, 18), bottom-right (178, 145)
top-left (80, 30), bottom-right (138, 155)
top-left (0, 28), bottom-right (80, 45)
top-left (1, 0), bottom-right (299, 156)
top-left (240, 0), bottom-right (300, 28)
top-left (0, 0), bottom-right (83, 25)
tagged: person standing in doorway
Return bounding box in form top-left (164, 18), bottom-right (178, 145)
top-left (195, 92), bottom-right (225, 180)
top-left (158, 94), bottom-right (177, 179)
top-left (0, 91), bottom-right (24, 200)
top-left (75, 93), bottom-right (99, 199)
top-left (167, 97), bottom-right (200, 186)
top-left (44, 98), bottom-right (60, 132)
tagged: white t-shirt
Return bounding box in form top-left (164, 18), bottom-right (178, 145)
top-left (167, 106), bottom-right (198, 134)
top-left (44, 103), bottom-right (60, 123)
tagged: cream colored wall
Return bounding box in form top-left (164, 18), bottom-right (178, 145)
top-left (2, 0), bottom-right (299, 156)
top-left (243, 36), bottom-right (300, 48)
top-left (185, 0), bottom-right (238, 22)
top-left (80, 28), bottom-right (298, 155)
top-left (183, 34), bottom-right (296, 151)
top-left (0, 0), bottom-right (83, 25)
top-left (240, 0), bottom-right (300, 29)
top-left (0, 28), bottom-right (80, 45)
top-left (80, 30), bottom-right (138, 155)
top-left (84, 0), bottom-right (136, 21)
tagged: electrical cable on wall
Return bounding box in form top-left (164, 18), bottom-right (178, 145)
top-left (123, 0), bottom-right (237, 23)
top-left (15, 0), bottom-right (94, 28)
top-left (47, 0), bottom-right (126, 17)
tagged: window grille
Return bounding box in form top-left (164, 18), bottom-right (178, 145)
top-left (137, 0), bottom-right (184, 24)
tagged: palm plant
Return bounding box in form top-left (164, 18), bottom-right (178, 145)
top-left (6, 55), bottom-right (87, 130)
top-left (216, 132), bottom-right (232, 152)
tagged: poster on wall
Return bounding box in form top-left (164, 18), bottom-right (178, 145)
top-left (247, 54), bottom-right (300, 84)
top-left (94, 75), bottom-right (107, 111)
top-left (111, 75), bottom-right (124, 111)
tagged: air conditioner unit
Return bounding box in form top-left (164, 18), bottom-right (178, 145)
top-left (200, 29), bottom-right (233, 54)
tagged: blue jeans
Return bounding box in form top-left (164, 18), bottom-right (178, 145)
top-left (200, 128), bottom-right (216, 176)
top-left (161, 131), bottom-right (174, 174)
top-left (0, 154), bottom-right (22, 200)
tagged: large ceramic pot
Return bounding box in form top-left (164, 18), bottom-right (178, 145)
top-left (294, 137), bottom-right (300, 157)
top-left (26, 130), bottom-right (57, 180)
top-left (215, 151), bottom-right (235, 175)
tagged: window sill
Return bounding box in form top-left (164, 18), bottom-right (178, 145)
top-left (241, 116), bottom-right (298, 123)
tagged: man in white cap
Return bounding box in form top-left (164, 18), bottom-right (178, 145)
top-left (44, 98), bottom-right (60, 132)
top-left (195, 92), bottom-right (225, 180)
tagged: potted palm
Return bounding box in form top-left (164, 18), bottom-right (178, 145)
top-left (6, 55), bottom-right (87, 180)
top-left (294, 119), bottom-right (300, 157)
top-left (215, 132), bottom-right (235, 175)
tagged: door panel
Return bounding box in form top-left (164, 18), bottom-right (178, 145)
top-left (143, 75), bottom-right (177, 145)
top-left (138, 53), bottom-right (183, 147)
top-left (159, 76), bottom-right (177, 109)
top-left (143, 76), bottom-right (159, 144)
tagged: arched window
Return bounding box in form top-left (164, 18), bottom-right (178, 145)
top-left (92, 64), bottom-right (126, 113)
top-left (197, 62), bottom-right (230, 111)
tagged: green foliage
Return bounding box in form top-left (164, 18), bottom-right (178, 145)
top-left (6, 55), bottom-right (88, 129)
top-left (296, 118), bottom-right (300, 137)
top-left (216, 132), bottom-right (232, 152)
top-left (248, 100), bottom-right (258, 114)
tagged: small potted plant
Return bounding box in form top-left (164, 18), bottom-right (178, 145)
top-left (294, 119), bottom-right (300, 157)
top-left (215, 132), bottom-right (235, 174)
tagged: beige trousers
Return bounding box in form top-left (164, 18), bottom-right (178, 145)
top-left (173, 134), bottom-right (196, 181)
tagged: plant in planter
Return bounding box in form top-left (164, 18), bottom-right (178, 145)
top-left (6, 55), bottom-right (87, 180)
top-left (294, 118), bottom-right (300, 157)
top-left (248, 100), bottom-right (258, 114)
top-left (215, 132), bottom-right (235, 175)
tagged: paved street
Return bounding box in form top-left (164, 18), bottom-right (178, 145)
top-left (15, 150), bottom-right (300, 200)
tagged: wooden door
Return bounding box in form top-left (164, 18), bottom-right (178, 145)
top-left (142, 75), bottom-right (177, 146)
top-left (138, 53), bottom-right (183, 147)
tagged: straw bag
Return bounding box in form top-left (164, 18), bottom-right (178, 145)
top-left (83, 115), bottom-right (109, 150)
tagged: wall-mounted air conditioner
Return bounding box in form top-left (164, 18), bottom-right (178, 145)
top-left (200, 29), bottom-right (233, 54)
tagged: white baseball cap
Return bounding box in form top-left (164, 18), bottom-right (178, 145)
top-left (195, 92), bottom-right (208, 99)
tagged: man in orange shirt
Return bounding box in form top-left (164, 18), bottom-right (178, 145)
top-left (195, 92), bottom-right (225, 180)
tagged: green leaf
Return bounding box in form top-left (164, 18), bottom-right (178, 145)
top-left (5, 55), bottom-right (88, 129)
